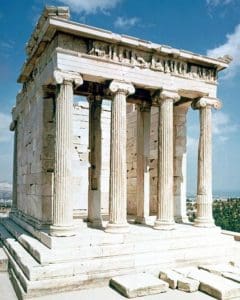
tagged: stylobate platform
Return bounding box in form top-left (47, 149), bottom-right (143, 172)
top-left (0, 216), bottom-right (240, 299)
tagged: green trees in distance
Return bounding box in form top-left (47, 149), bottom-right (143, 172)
top-left (186, 198), bottom-right (240, 233)
top-left (213, 198), bottom-right (240, 233)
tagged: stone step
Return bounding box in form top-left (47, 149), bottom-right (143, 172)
top-left (1, 218), bottom-right (232, 266)
top-left (7, 250), bottom-right (148, 300)
top-left (4, 239), bottom-right (231, 283)
top-left (0, 229), bottom-right (229, 289)
top-left (1, 219), bottom-right (56, 264)
top-left (2, 224), bottom-right (238, 300)
top-left (0, 224), bottom-right (39, 280)
top-left (0, 242), bottom-right (8, 272)
top-left (9, 216), bottom-right (223, 250)
top-left (0, 221), bottom-right (233, 283)
top-left (187, 268), bottom-right (240, 300)
top-left (110, 273), bottom-right (169, 298)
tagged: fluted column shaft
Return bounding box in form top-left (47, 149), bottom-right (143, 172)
top-left (193, 97), bottom-right (221, 227)
top-left (50, 71), bottom-right (83, 237)
top-left (136, 102), bottom-right (151, 224)
top-left (105, 80), bottom-right (135, 233)
top-left (51, 80), bottom-right (74, 236)
top-left (88, 96), bottom-right (103, 228)
top-left (154, 90), bottom-right (180, 230)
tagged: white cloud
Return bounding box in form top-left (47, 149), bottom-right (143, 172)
top-left (206, 0), bottom-right (234, 6)
top-left (58, 0), bottom-right (121, 14)
top-left (114, 16), bottom-right (139, 29)
top-left (207, 24), bottom-right (240, 79)
top-left (187, 111), bottom-right (238, 147)
top-left (0, 112), bottom-right (12, 142)
top-left (212, 111), bottom-right (239, 142)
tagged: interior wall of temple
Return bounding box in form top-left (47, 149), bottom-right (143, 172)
top-left (72, 98), bottom-right (110, 215)
top-left (126, 104), bottom-right (159, 215)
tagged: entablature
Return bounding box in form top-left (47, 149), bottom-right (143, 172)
top-left (18, 6), bottom-right (231, 86)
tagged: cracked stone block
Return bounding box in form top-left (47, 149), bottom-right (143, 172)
top-left (178, 277), bottom-right (199, 292)
top-left (110, 273), bottom-right (169, 298)
top-left (188, 269), bottom-right (240, 300)
top-left (159, 269), bottom-right (184, 289)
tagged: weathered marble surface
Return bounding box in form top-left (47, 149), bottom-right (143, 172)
top-left (110, 273), bottom-right (168, 298)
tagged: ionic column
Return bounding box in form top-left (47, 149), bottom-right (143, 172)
top-left (173, 104), bottom-right (189, 223)
top-left (50, 70), bottom-right (83, 237)
top-left (10, 117), bottom-right (18, 213)
top-left (154, 90), bottom-right (180, 230)
top-left (135, 101), bottom-right (151, 224)
top-left (105, 80), bottom-right (135, 233)
top-left (192, 97), bottom-right (221, 227)
top-left (88, 95), bottom-right (103, 228)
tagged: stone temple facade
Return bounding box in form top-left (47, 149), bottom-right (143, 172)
top-left (1, 6), bottom-right (240, 300)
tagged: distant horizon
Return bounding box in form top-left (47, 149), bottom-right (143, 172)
top-left (1, 180), bottom-right (239, 198)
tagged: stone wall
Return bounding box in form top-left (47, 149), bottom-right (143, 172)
top-left (126, 104), bottom-right (159, 215)
top-left (16, 87), bottom-right (47, 224)
top-left (72, 100), bottom-right (110, 215)
top-left (126, 104), bottom-right (188, 218)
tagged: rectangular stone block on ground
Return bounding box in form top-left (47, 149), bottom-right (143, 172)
top-left (110, 272), bottom-right (168, 298)
top-left (199, 264), bottom-right (240, 283)
top-left (159, 269), bottom-right (184, 289)
top-left (188, 268), bottom-right (240, 300)
top-left (177, 277), bottom-right (199, 292)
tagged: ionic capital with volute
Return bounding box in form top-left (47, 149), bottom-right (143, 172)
top-left (109, 80), bottom-right (135, 96)
top-left (53, 70), bottom-right (83, 87)
top-left (153, 89), bottom-right (180, 105)
top-left (192, 97), bottom-right (222, 110)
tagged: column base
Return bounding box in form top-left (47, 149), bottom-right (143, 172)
top-left (194, 218), bottom-right (215, 228)
top-left (135, 216), bottom-right (153, 225)
top-left (105, 222), bottom-right (129, 234)
top-left (174, 216), bottom-right (189, 224)
top-left (88, 219), bottom-right (103, 230)
top-left (153, 220), bottom-right (176, 230)
top-left (50, 225), bottom-right (76, 237)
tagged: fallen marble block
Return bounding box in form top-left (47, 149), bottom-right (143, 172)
top-left (199, 264), bottom-right (240, 283)
top-left (177, 277), bottom-right (199, 292)
top-left (188, 268), bottom-right (240, 300)
top-left (110, 272), bottom-right (169, 298)
top-left (159, 269), bottom-right (184, 289)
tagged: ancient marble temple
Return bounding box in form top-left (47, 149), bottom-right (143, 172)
top-left (2, 6), bottom-right (239, 300)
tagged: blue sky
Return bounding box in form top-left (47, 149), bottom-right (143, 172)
top-left (0, 0), bottom-right (240, 194)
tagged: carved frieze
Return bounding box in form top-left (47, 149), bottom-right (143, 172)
top-left (86, 40), bottom-right (217, 82)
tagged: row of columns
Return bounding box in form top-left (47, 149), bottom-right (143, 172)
top-left (49, 70), bottom-right (221, 236)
